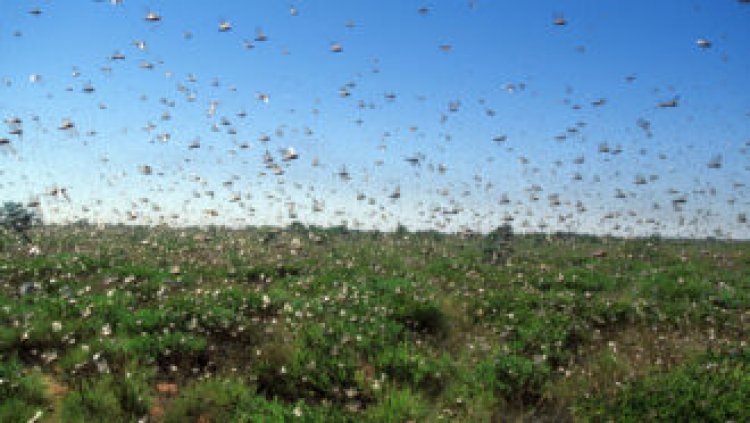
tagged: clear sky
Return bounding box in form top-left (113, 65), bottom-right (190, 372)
top-left (1, 0), bottom-right (749, 238)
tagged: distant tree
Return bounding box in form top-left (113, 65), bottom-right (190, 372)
top-left (73, 218), bottom-right (90, 228)
top-left (260, 228), bottom-right (282, 245)
top-left (0, 201), bottom-right (40, 243)
top-left (483, 223), bottom-right (514, 264)
top-left (328, 225), bottom-right (350, 236)
top-left (288, 221), bottom-right (307, 233)
top-left (487, 223), bottom-right (514, 243)
top-left (206, 224), bottom-right (219, 237)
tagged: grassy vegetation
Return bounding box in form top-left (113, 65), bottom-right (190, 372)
top-left (0, 224), bottom-right (748, 421)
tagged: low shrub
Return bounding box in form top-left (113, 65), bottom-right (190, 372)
top-left (0, 358), bottom-right (48, 422)
top-left (61, 369), bottom-right (151, 422)
top-left (366, 387), bottom-right (430, 422)
top-left (577, 346), bottom-right (750, 422)
top-left (474, 352), bottom-right (552, 405)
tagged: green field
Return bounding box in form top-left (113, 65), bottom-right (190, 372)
top-left (1, 225), bottom-right (748, 422)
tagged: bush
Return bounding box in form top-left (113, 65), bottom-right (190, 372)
top-left (376, 347), bottom-right (453, 397)
top-left (0, 358), bottom-right (48, 422)
top-left (395, 302), bottom-right (449, 337)
top-left (167, 377), bottom-right (353, 422)
top-left (577, 347), bottom-right (750, 421)
top-left (489, 353), bottom-right (551, 404)
top-left (163, 377), bottom-right (256, 422)
top-left (382, 279), bottom-right (450, 338)
top-left (366, 387), bottom-right (430, 422)
top-left (61, 369), bottom-right (152, 422)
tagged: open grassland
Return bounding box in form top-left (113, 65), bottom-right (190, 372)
top-left (1, 225), bottom-right (748, 422)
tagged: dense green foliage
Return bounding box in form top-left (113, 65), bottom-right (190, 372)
top-left (577, 347), bottom-right (750, 422)
top-left (0, 225), bottom-right (747, 421)
top-left (0, 358), bottom-right (48, 422)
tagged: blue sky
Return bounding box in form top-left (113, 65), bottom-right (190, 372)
top-left (1, 0), bottom-right (749, 237)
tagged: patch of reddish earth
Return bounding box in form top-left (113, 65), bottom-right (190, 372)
top-left (41, 374), bottom-right (68, 422)
top-left (151, 382), bottom-right (180, 420)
